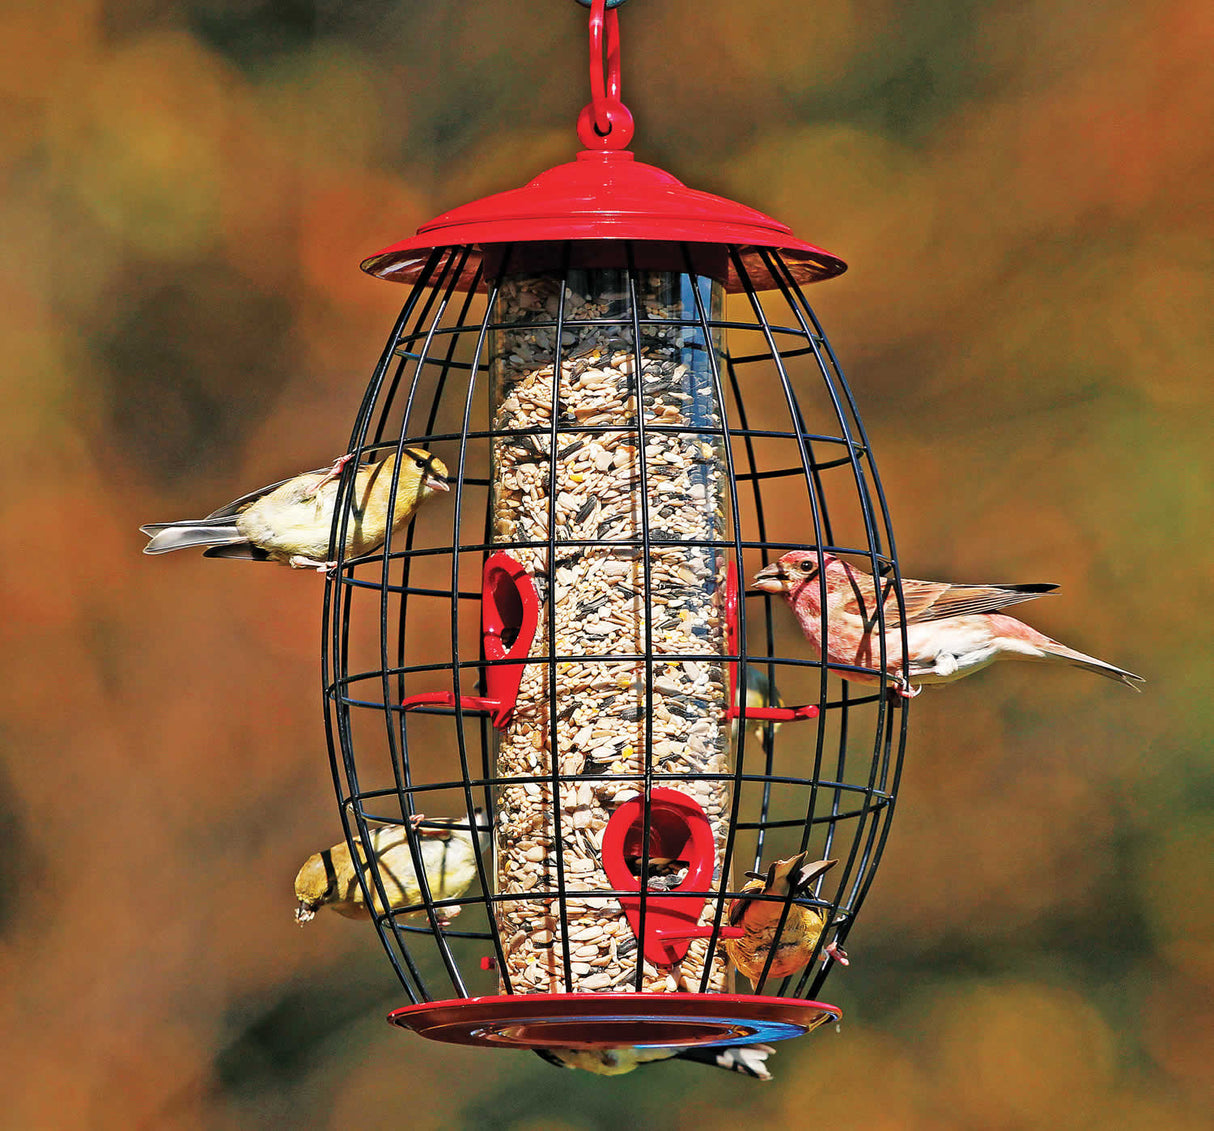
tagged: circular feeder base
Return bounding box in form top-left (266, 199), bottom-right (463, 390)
top-left (388, 993), bottom-right (840, 1050)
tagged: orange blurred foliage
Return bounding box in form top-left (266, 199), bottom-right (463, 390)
top-left (0, 0), bottom-right (1209, 1126)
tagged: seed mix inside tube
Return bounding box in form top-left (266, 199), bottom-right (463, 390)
top-left (489, 270), bottom-right (734, 994)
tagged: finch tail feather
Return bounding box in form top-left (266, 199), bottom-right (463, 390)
top-left (1040, 641), bottom-right (1145, 690)
top-left (674, 1043), bottom-right (775, 1080)
top-left (140, 520), bottom-right (247, 555)
top-left (202, 543), bottom-right (273, 561)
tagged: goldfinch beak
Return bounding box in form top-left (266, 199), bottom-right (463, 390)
top-left (752, 563), bottom-right (787, 593)
top-left (424, 474), bottom-right (450, 493)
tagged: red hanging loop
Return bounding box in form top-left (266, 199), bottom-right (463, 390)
top-left (577, 0), bottom-right (634, 150)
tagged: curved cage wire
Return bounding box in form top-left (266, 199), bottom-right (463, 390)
top-left (320, 240), bottom-right (909, 1020)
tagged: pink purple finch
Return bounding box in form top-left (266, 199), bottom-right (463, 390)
top-left (753, 550), bottom-right (1143, 697)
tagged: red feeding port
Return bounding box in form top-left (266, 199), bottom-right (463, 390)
top-left (600, 788), bottom-right (741, 967)
top-left (480, 553), bottom-right (539, 726)
top-left (726, 562), bottom-right (819, 726)
top-left (400, 552), bottom-right (539, 728)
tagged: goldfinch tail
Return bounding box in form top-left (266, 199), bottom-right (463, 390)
top-left (674, 1043), bottom-right (775, 1080)
top-left (140, 519), bottom-right (246, 555)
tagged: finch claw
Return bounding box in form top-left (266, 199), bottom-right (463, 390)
top-left (823, 942), bottom-right (849, 966)
top-left (304, 453), bottom-right (355, 499)
top-left (287, 554), bottom-right (337, 573)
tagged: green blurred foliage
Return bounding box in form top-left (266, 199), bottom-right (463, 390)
top-left (0, 0), bottom-right (1210, 1127)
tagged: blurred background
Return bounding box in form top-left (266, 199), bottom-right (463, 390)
top-left (2, 0), bottom-right (1211, 1127)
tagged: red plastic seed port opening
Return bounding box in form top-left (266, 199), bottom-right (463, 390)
top-left (600, 788), bottom-right (740, 967)
top-left (400, 552), bottom-right (539, 728)
top-left (726, 562), bottom-right (819, 726)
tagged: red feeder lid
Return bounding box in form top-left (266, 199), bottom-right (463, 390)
top-left (361, 150), bottom-right (846, 293)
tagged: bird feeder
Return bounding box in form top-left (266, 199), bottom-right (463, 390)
top-left (321, 0), bottom-right (908, 1058)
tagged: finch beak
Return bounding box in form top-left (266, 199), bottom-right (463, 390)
top-left (752, 563), bottom-right (787, 593)
top-left (424, 474), bottom-right (450, 493)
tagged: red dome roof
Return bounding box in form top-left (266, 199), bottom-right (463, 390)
top-left (361, 149), bottom-right (845, 292)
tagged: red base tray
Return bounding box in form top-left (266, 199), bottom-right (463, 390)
top-left (388, 993), bottom-right (840, 1050)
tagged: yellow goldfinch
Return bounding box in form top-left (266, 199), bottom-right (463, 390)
top-left (294, 810), bottom-right (490, 926)
top-left (141, 448), bottom-right (449, 572)
top-left (534, 1043), bottom-right (775, 1080)
top-left (724, 853), bottom-right (846, 988)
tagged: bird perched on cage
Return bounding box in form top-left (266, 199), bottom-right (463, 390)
top-left (753, 550), bottom-right (1144, 697)
top-left (735, 665), bottom-right (784, 757)
top-left (294, 810), bottom-right (490, 926)
top-left (141, 448), bottom-right (449, 572)
top-left (724, 853), bottom-right (845, 989)
top-left (533, 1042), bottom-right (776, 1080)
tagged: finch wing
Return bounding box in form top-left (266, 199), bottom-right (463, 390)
top-left (896, 580), bottom-right (1058, 625)
top-left (202, 543), bottom-right (274, 561)
top-left (832, 560), bottom-right (1054, 628)
top-left (673, 1043), bottom-right (775, 1080)
top-left (728, 877), bottom-right (765, 925)
top-left (203, 468), bottom-right (335, 519)
top-left (790, 857), bottom-right (836, 894)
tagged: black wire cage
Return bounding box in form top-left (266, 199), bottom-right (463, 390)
top-left (317, 0), bottom-right (909, 1055)
top-left (319, 246), bottom-right (909, 1053)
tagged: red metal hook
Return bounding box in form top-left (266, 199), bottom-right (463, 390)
top-left (577, 0), bottom-right (634, 150)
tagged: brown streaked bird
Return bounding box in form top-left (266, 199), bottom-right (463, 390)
top-left (753, 550), bottom-right (1143, 697)
top-left (724, 853), bottom-right (845, 989)
top-left (141, 448), bottom-right (449, 572)
top-left (294, 810), bottom-right (490, 926)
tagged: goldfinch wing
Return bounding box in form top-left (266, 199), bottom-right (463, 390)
top-left (203, 467), bottom-right (335, 519)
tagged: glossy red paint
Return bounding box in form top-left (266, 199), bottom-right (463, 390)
top-left (600, 788), bottom-right (743, 968)
top-left (400, 552), bottom-right (539, 728)
top-left (726, 562), bottom-right (820, 725)
top-left (361, 150), bottom-right (846, 292)
top-left (388, 992), bottom-right (841, 1049)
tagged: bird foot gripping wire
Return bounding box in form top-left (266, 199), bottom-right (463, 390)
top-left (287, 554), bottom-right (337, 573)
top-left (303, 452), bottom-right (356, 499)
top-left (823, 941), bottom-right (849, 966)
top-left (892, 676), bottom-right (921, 700)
